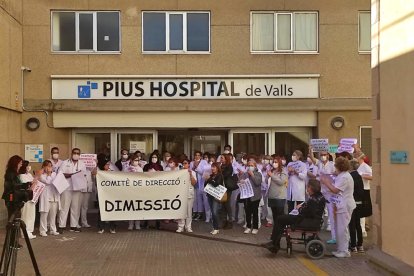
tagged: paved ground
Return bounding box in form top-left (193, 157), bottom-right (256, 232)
top-left (1, 212), bottom-right (380, 276)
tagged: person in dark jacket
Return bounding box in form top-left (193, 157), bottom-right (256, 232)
top-left (205, 162), bottom-right (224, 235)
top-left (143, 151), bottom-right (164, 172)
top-left (2, 155), bottom-right (33, 220)
top-left (243, 160), bottom-right (263, 235)
top-left (264, 179), bottom-right (326, 254)
top-left (221, 154), bottom-right (234, 229)
top-left (115, 149), bottom-right (130, 171)
top-left (348, 159), bottom-right (365, 253)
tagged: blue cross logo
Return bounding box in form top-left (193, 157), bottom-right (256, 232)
top-left (78, 81), bottom-right (98, 98)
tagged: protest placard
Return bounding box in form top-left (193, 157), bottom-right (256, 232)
top-left (310, 139), bottom-right (329, 152)
top-left (52, 171), bottom-right (70, 194)
top-left (80, 154), bottom-right (97, 169)
top-left (238, 179), bottom-right (254, 199)
top-left (204, 184), bottom-right (227, 200)
top-left (337, 138), bottom-right (358, 153)
top-left (31, 182), bottom-right (45, 204)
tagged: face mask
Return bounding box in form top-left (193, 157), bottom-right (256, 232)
top-left (248, 166), bottom-right (255, 172)
top-left (273, 163), bottom-right (279, 169)
top-left (52, 153), bottom-right (59, 160)
top-left (132, 161), bottom-right (139, 167)
top-left (282, 160), bottom-right (286, 166)
top-left (264, 160), bottom-right (270, 165)
top-left (151, 157), bottom-right (158, 163)
top-left (165, 156), bottom-right (171, 162)
top-left (122, 154), bottom-right (128, 159)
top-left (26, 166), bottom-right (32, 173)
top-left (307, 157), bottom-right (312, 164)
top-left (72, 154), bottom-right (79, 161)
top-left (209, 161), bottom-right (213, 165)
top-left (242, 159), bottom-right (247, 165)
top-left (292, 156), bottom-right (298, 162)
top-left (321, 156), bottom-right (327, 162)
top-left (223, 150), bottom-right (230, 154)
top-left (168, 163), bottom-right (175, 168)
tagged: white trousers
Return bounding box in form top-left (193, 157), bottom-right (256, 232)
top-left (128, 220), bottom-right (141, 229)
top-left (59, 190), bottom-right (72, 228)
top-left (327, 202), bottom-right (336, 240)
top-left (70, 191), bottom-right (82, 228)
top-left (178, 198), bottom-right (195, 230)
top-left (40, 202), bottom-right (58, 233)
top-left (21, 201), bottom-right (36, 234)
top-left (335, 211), bottom-right (352, 252)
top-left (230, 189), bottom-right (239, 221)
top-left (360, 217), bottom-right (366, 233)
top-left (80, 192), bottom-right (90, 226)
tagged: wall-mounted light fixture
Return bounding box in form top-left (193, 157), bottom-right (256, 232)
top-left (331, 116), bottom-right (345, 130)
top-left (26, 117), bottom-right (40, 131)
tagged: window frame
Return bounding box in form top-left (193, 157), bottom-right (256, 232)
top-left (358, 11), bottom-right (371, 54)
top-left (50, 10), bottom-right (121, 54)
top-left (250, 11), bottom-right (319, 54)
top-left (142, 11), bottom-right (211, 55)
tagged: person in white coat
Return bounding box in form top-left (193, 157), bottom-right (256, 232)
top-left (190, 151), bottom-right (210, 222)
top-left (19, 160), bottom-right (37, 239)
top-left (310, 148), bottom-right (336, 244)
top-left (356, 152), bottom-right (372, 238)
top-left (79, 168), bottom-right (93, 228)
top-left (321, 157), bottom-right (356, 258)
top-left (58, 148), bottom-right (87, 233)
top-left (286, 150), bottom-right (307, 213)
top-left (49, 147), bottom-right (63, 173)
top-left (38, 160), bottom-right (60, 236)
top-left (176, 159), bottom-right (197, 233)
top-left (125, 153), bottom-right (144, 230)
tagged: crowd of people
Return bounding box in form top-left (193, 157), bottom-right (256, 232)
top-left (2, 143), bottom-right (372, 258)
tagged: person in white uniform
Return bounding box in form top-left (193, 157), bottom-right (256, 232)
top-left (58, 148), bottom-right (87, 233)
top-left (19, 160), bottom-right (37, 239)
top-left (321, 157), bottom-right (356, 258)
top-left (125, 153), bottom-right (144, 230)
top-left (286, 150), bottom-right (307, 213)
top-left (49, 147), bottom-right (63, 174)
top-left (79, 168), bottom-right (93, 228)
top-left (38, 160), bottom-right (60, 236)
top-left (310, 148), bottom-right (336, 244)
top-left (356, 152), bottom-right (372, 237)
top-left (177, 159), bottom-right (197, 233)
top-left (190, 151), bottom-right (210, 222)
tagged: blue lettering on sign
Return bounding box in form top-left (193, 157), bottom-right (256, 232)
top-left (78, 81), bottom-right (98, 98)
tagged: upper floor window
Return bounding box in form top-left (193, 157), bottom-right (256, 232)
top-left (142, 11), bottom-right (210, 53)
top-left (251, 11), bottom-right (318, 53)
top-left (51, 11), bottom-right (120, 53)
top-left (359, 11), bottom-right (371, 53)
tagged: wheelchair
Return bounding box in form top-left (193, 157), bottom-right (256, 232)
top-left (283, 218), bottom-right (325, 259)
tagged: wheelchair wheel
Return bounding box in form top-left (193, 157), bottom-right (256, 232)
top-left (305, 240), bottom-right (325, 259)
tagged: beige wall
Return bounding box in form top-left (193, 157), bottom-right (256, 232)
top-left (372, 0), bottom-right (414, 267)
top-left (0, 0), bottom-right (23, 223)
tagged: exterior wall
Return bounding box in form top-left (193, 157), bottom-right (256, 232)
top-left (372, 0), bottom-right (414, 267)
top-left (0, 0), bottom-right (23, 224)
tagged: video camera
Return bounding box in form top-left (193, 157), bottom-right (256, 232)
top-left (10, 182), bottom-right (34, 208)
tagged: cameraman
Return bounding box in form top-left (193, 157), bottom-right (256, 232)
top-left (2, 155), bottom-right (33, 220)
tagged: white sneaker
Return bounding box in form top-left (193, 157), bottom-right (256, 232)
top-left (50, 231), bottom-right (60, 236)
top-left (251, 229), bottom-right (259, 235)
top-left (82, 224), bottom-right (91, 228)
top-left (39, 232), bottom-right (48, 237)
top-left (362, 231), bottom-right (368, 238)
top-left (97, 229), bottom-right (104, 234)
top-left (186, 228), bottom-right (193, 233)
top-left (333, 251), bottom-right (351, 258)
top-left (128, 225), bottom-right (133, 231)
top-left (27, 233), bottom-right (36, 239)
top-left (176, 227), bottom-right (184, 233)
top-left (211, 230), bottom-right (219, 235)
top-left (326, 225), bottom-right (331, 231)
top-left (110, 229), bottom-right (116, 234)
top-left (244, 228), bottom-right (252, 234)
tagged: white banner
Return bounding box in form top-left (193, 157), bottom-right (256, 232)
top-left (238, 179), bottom-right (254, 199)
top-left (80, 154), bottom-right (97, 169)
top-left (52, 77), bottom-right (319, 100)
top-left (96, 170), bottom-right (189, 221)
top-left (204, 184), bottom-right (227, 200)
top-left (52, 171), bottom-right (70, 194)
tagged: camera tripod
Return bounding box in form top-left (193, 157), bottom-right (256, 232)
top-left (0, 214), bottom-right (41, 276)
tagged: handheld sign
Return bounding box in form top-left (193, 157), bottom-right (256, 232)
top-left (238, 179), bottom-right (254, 199)
top-left (204, 184), bottom-right (227, 200)
top-left (31, 182), bottom-right (46, 204)
top-left (52, 172), bottom-right (70, 194)
top-left (337, 138), bottom-right (358, 153)
top-left (310, 139), bottom-right (329, 152)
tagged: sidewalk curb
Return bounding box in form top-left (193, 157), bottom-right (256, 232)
top-left (366, 247), bottom-right (414, 276)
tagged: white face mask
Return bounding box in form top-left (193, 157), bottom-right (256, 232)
top-left (132, 161), bottom-right (139, 167)
top-left (168, 163), bottom-right (175, 168)
top-left (282, 160), bottom-right (286, 166)
top-left (223, 150), bottom-right (230, 154)
top-left (273, 163), bottom-right (279, 169)
top-left (292, 156), bottom-right (298, 162)
top-left (307, 157), bottom-right (312, 164)
top-left (248, 166), bottom-right (255, 172)
top-left (209, 161), bottom-right (213, 165)
top-left (242, 159), bottom-right (247, 165)
top-left (26, 166), bottom-right (32, 173)
top-left (122, 154), bottom-right (128, 159)
top-left (321, 156), bottom-right (327, 162)
top-left (151, 157), bottom-right (158, 163)
top-left (52, 153), bottom-right (59, 160)
top-left (72, 154), bottom-right (80, 161)
top-left (264, 160), bottom-right (270, 165)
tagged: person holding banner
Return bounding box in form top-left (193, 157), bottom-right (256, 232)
top-left (49, 147), bottom-right (63, 173)
top-left (191, 151), bottom-right (210, 222)
top-left (286, 150), bottom-right (307, 214)
top-left (176, 159), bottom-right (197, 233)
top-left (205, 162), bottom-right (224, 235)
top-left (19, 160), bottom-right (37, 239)
top-left (39, 160), bottom-right (60, 236)
top-left (243, 160), bottom-right (263, 235)
top-left (115, 149), bottom-right (130, 171)
top-left (58, 148), bottom-right (87, 234)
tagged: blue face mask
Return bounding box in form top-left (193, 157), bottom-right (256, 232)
top-left (248, 166), bottom-right (255, 171)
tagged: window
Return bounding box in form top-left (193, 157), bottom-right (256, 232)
top-left (360, 126), bottom-right (372, 161)
top-left (251, 12), bottom-right (318, 53)
top-left (52, 11), bottom-right (120, 53)
top-left (142, 12), bottom-right (210, 53)
top-left (359, 11), bottom-right (371, 52)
